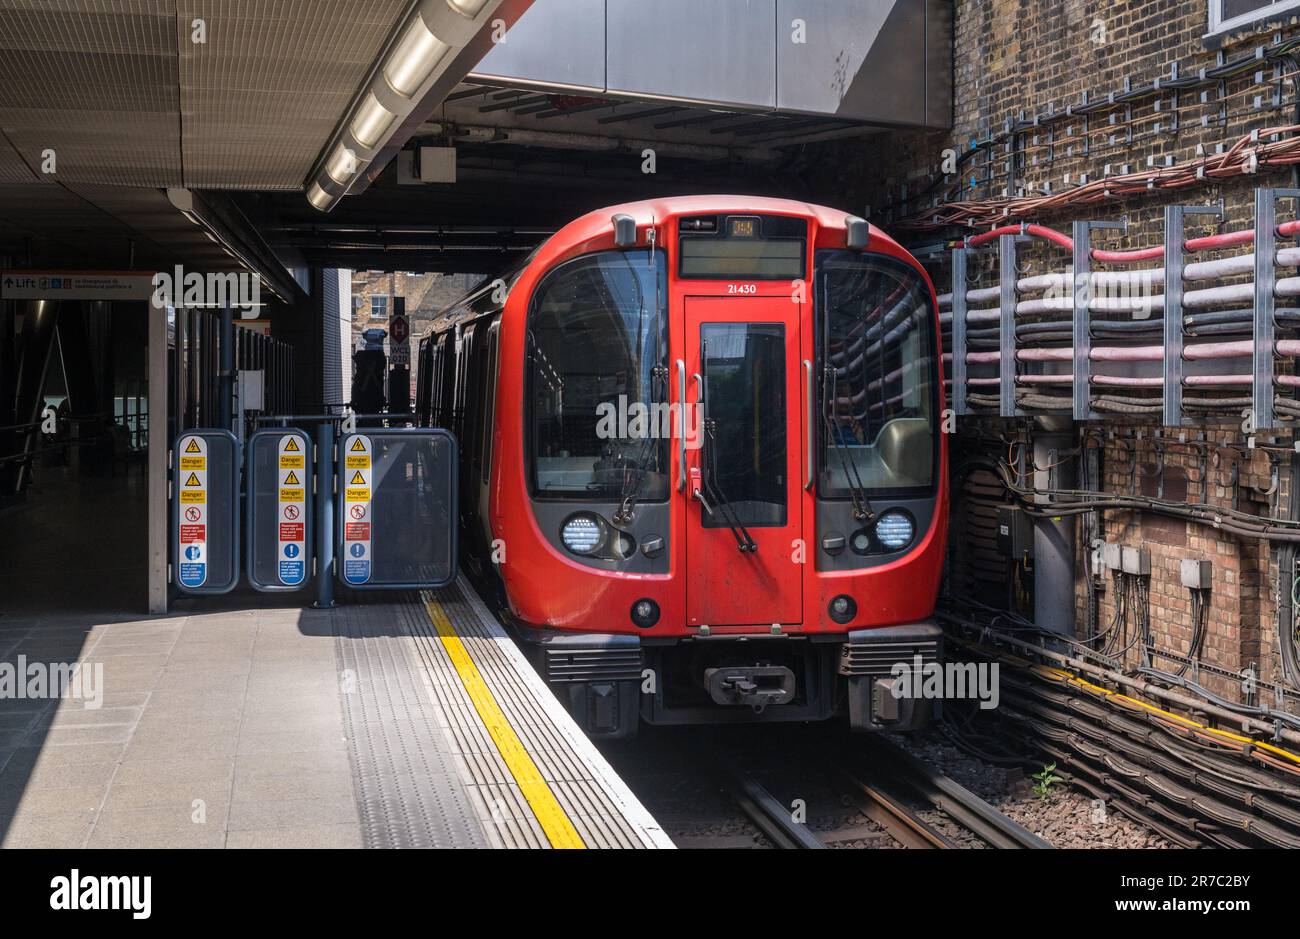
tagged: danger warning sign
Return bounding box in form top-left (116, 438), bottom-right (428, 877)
top-left (341, 434), bottom-right (372, 585)
top-left (175, 435), bottom-right (208, 588)
top-left (276, 433), bottom-right (308, 586)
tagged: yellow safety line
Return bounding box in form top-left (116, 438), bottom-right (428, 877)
top-left (424, 599), bottom-right (585, 849)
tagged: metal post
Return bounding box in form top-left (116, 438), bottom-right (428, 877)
top-left (148, 295), bottom-right (168, 613)
top-left (1254, 189), bottom-right (1300, 432)
top-left (951, 248), bottom-right (969, 416)
top-left (1072, 221), bottom-right (1093, 422)
top-left (314, 418), bottom-right (335, 608)
top-left (1163, 206), bottom-right (1186, 428)
top-left (219, 302), bottom-right (234, 432)
top-left (1033, 425), bottom-right (1076, 634)
top-left (998, 234), bottom-right (1018, 417)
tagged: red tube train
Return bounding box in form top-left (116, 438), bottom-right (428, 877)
top-left (415, 195), bottom-right (947, 738)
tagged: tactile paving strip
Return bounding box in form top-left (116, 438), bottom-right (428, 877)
top-left (411, 578), bottom-right (672, 849)
top-left (333, 598), bottom-right (487, 849)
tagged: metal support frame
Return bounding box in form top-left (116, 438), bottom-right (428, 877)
top-left (1164, 204), bottom-right (1222, 428)
top-left (1072, 220), bottom-right (1125, 422)
top-left (951, 248), bottom-right (969, 416)
top-left (148, 296), bottom-right (168, 613)
top-left (315, 419), bottom-right (335, 609)
top-left (998, 233), bottom-right (1019, 417)
top-left (1255, 189), bottom-right (1300, 431)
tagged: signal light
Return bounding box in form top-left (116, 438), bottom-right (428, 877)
top-left (631, 598), bottom-right (660, 629)
top-left (828, 595), bottom-right (857, 625)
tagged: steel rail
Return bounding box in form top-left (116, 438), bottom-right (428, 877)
top-left (858, 736), bottom-right (1053, 849)
top-left (822, 763), bottom-right (954, 849)
top-left (721, 767), bottom-right (826, 849)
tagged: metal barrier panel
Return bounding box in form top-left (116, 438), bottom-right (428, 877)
top-left (246, 428), bottom-right (313, 592)
top-left (337, 428), bottom-right (458, 590)
top-left (172, 429), bottom-right (240, 595)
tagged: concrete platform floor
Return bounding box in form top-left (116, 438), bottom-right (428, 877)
top-left (0, 603), bottom-right (363, 848)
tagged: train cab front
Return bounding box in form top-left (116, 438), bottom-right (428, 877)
top-left (493, 198), bottom-right (947, 739)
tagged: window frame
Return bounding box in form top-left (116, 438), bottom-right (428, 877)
top-left (1207, 0), bottom-right (1300, 36)
top-left (813, 248), bottom-right (941, 501)
top-left (524, 247), bottom-right (670, 503)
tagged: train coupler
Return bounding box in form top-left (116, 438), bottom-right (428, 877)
top-left (704, 665), bottom-right (796, 712)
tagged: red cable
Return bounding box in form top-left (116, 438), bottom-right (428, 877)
top-left (963, 220), bottom-right (1300, 264)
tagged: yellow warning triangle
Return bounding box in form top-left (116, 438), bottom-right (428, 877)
top-left (185, 439), bottom-right (201, 453)
top-left (350, 470), bottom-right (366, 485)
top-left (284, 470), bottom-right (300, 485)
top-left (184, 472), bottom-right (202, 487)
top-left (284, 438), bottom-right (300, 452)
top-left (350, 438), bottom-right (366, 452)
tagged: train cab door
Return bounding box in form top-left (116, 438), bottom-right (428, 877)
top-left (683, 296), bottom-right (804, 627)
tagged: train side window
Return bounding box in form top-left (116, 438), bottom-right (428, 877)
top-left (481, 320), bottom-right (500, 484)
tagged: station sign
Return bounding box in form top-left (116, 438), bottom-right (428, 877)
top-left (337, 429), bottom-right (458, 590)
top-left (172, 430), bottom-right (240, 595)
top-left (246, 429), bottom-right (312, 592)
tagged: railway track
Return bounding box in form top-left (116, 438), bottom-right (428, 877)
top-left (718, 735), bottom-right (1051, 850)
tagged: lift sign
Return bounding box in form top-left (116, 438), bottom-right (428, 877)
top-left (177, 435), bottom-right (208, 588)
top-left (277, 435), bottom-right (307, 586)
top-left (342, 435), bottom-right (372, 585)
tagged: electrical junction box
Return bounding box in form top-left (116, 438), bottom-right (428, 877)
top-left (418, 146), bottom-right (456, 183)
top-left (1121, 545), bottom-right (1151, 576)
top-left (237, 370), bottom-right (264, 411)
top-left (1102, 542), bottom-right (1123, 571)
top-left (996, 505), bottom-right (1033, 560)
top-left (1180, 558), bottom-right (1213, 589)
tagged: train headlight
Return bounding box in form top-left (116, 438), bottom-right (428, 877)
top-left (874, 511), bottom-right (915, 551)
top-left (560, 513), bottom-right (604, 555)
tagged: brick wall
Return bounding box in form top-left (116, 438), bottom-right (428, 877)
top-left (349, 271), bottom-right (479, 397)
top-left (836, 0), bottom-right (1300, 704)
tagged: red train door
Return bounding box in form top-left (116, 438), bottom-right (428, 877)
top-left (683, 296), bottom-right (804, 627)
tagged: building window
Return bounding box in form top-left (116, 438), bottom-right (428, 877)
top-left (370, 295), bottom-right (388, 320)
top-left (1208, 0), bottom-right (1300, 35)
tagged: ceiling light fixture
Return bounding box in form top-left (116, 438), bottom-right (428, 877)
top-left (305, 0), bottom-right (509, 213)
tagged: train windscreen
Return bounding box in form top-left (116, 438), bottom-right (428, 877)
top-left (526, 249), bottom-right (669, 501)
top-left (816, 250), bottom-right (937, 497)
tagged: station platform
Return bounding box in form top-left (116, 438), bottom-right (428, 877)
top-left (0, 576), bottom-right (671, 849)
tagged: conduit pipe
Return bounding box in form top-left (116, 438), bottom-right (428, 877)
top-left (951, 219), bottom-right (1300, 266)
top-left (965, 338), bottom-right (1300, 364)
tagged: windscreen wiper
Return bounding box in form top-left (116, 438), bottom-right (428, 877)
top-left (613, 363), bottom-right (667, 524)
top-left (693, 359), bottom-right (757, 552)
top-left (697, 418), bottom-right (757, 552)
top-left (822, 363), bottom-right (875, 523)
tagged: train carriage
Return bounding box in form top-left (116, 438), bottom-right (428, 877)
top-left (416, 195), bottom-right (947, 738)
